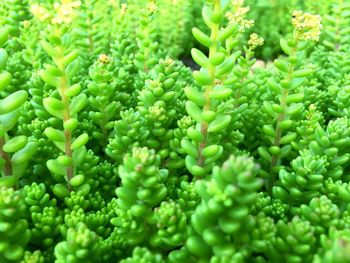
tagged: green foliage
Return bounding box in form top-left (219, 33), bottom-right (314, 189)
top-left (0, 27), bottom-right (36, 187)
top-left (1, 0), bottom-right (350, 262)
top-left (54, 223), bottom-right (101, 263)
top-left (188, 156), bottom-right (263, 261)
top-left (0, 187), bottom-right (31, 262)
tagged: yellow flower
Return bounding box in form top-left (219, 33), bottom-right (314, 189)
top-left (30, 4), bottom-right (50, 21)
top-left (23, 20), bottom-right (31, 28)
top-left (226, 0), bottom-right (254, 32)
top-left (98, 54), bottom-right (111, 64)
top-left (121, 3), bottom-right (128, 16)
top-left (248, 33), bottom-right (264, 50)
top-left (52, 0), bottom-right (81, 25)
top-left (147, 2), bottom-right (158, 13)
top-left (292, 11), bottom-right (322, 42)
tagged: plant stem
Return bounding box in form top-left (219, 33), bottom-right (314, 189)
top-left (269, 41), bottom-right (299, 192)
top-left (197, 0), bottom-right (220, 167)
top-left (58, 48), bottom-right (74, 190)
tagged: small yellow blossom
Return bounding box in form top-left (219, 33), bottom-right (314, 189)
top-left (52, 0), bottom-right (81, 25)
top-left (98, 54), bottom-right (111, 64)
top-left (23, 20), bottom-right (31, 28)
top-left (121, 3), bottom-right (128, 16)
top-left (133, 147), bottom-right (150, 164)
top-left (292, 10), bottom-right (322, 42)
top-left (149, 79), bottom-right (161, 88)
top-left (149, 105), bottom-right (167, 120)
top-left (248, 33), bottom-right (264, 50)
top-left (147, 2), bottom-right (158, 13)
top-left (226, 0), bottom-right (254, 32)
top-left (107, 0), bottom-right (118, 8)
top-left (30, 4), bottom-right (50, 21)
top-left (164, 58), bottom-right (175, 66)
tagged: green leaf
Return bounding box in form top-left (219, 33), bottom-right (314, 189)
top-left (72, 146), bottom-right (86, 166)
top-left (0, 28), bottom-right (9, 47)
top-left (181, 139), bottom-right (198, 158)
top-left (209, 52), bottom-right (225, 66)
top-left (193, 70), bottom-right (212, 85)
top-left (44, 64), bottom-right (63, 77)
top-left (290, 78), bottom-right (305, 89)
top-left (262, 125), bottom-right (276, 138)
top-left (4, 245), bottom-right (24, 261)
top-left (52, 184), bottom-right (69, 199)
top-left (63, 118), bottom-right (78, 131)
top-left (185, 86), bottom-right (205, 106)
top-left (41, 41), bottom-right (57, 58)
top-left (63, 50), bottom-right (79, 66)
top-left (278, 120), bottom-right (293, 130)
top-left (0, 48), bottom-right (8, 71)
top-left (3, 136), bottom-right (27, 153)
top-left (0, 90), bottom-right (28, 115)
top-left (192, 27), bottom-right (212, 47)
top-left (201, 145), bottom-right (220, 158)
top-left (65, 83), bottom-right (81, 97)
top-left (44, 127), bottom-right (65, 142)
top-left (40, 69), bottom-right (60, 87)
top-left (201, 110), bottom-right (216, 122)
top-left (263, 101), bottom-right (277, 117)
top-left (185, 155), bottom-right (205, 177)
top-left (70, 133), bottom-right (89, 150)
top-left (293, 69), bottom-right (313, 78)
top-left (208, 115), bottom-right (231, 133)
top-left (57, 155), bottom-right (72, 166)
top-left (0, 175), bottom-right (17, 187)
top-left (286, 103), bottom-right (303, 116)
top-left (70, 93), bottom-right (87, 115)
top-left (286, 93), bottom-right (304, 103)
top-left (0, 72), bottom-right (12, 91)
top-left (280, 145), bottom-right (292, 157)
top-left (267, 78), bottom-right (281, 92)
top-left (210, 86), bottom-right (232, 100)
top-left (215, 56), bottom-right (234, 77)
top-left (274, 59), bottom-right (289, 73)
top-left (187, 127), bottom-right (203, 142)
top-left (11, 142), bottom-right (37, 165)
top-left (272, 104), bottom-right (283, 113)
top-left (0, 110), bottom-right (20, 132)
top-left (76, 183), bottom-right (90, 196)
top-left (186, 101), bottom-right (203, 123)
top-left (48, 34), bottom-right (62, 45)
top-left (280, 39), bottom-right (292, 55)
top-left (280, 132), bottom-right (297, 144)
top-left (70, 174), bottom-right (85, 187)
top-left (43, 97), bottom-right (65, 112)
top-left (218, 23), bottom-right (238, 42)
top-left (67, 60), bottom-right (80, 79)
top-left (202, 6), bottom-right (213, 28)
top-left (47, 159), bottom-right (66, 176)
top-left (258, 147), bottom-right (272, 162)
top-left (205, 146), bottom-right (223, 164)
top-left (191, 48), bottom-right (209, 68)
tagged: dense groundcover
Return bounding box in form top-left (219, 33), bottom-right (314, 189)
top-left (1, 0), bottom-right (350, 262)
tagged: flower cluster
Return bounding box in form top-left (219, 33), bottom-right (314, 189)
top-left (30, 4), bottom-right (50, 22)
top-left (292, 10), bottom-right (322, 42)
top-left (226, 0), bottom-right (254, 31)
top-left (147, 2), bottom-right (158, 14)
top-left (98, 54), bottom-right (111, 64)
top-left (30, 0), bottom-right (81, 25)
top-left (248, 33), bottom-right (264, 50)
top-left (52, 0), bottom-right (81, 25)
